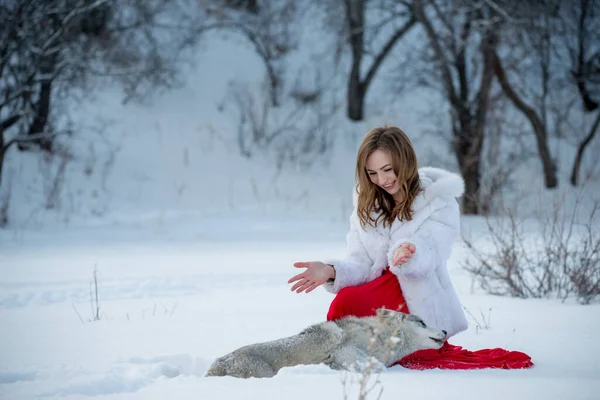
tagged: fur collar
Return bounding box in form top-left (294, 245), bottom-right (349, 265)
top-left (352, 167), bottom-right (464, 212)
top-left (411, 167), bottom-right (464, 212)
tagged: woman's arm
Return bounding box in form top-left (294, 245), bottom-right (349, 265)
top-left (289, 210), bottom-right (373, 294)
top-left (321, 210), bottom-right (373, 293)
top-left (387, 198), bottom-right (460, 278)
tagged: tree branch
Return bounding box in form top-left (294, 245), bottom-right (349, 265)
top-left (456, 11), bottom-right (472, 106)
top-left (0, 87), bottom-right (35, 110)
top-left (3, 130), bottom-right (65, 153)
top-left (493, 52), bottom-right (545, 138)
top-left (414, 0), bottom-right (459, 105)
top-left (572, 0), bottom-right (599, 112)
top-left (362, 16), bottom-right (416, 90)
top-left (39, 0), bottom-right (112, 54)
top-left (494, 49), bottom-right (557, 187)
top-left (464, 29), bottom-right (497, 167)
top-left (1, 114), bottom-right (22, 132)
top-left (481, 0), bottom-right (528, 24)
top-left (571, 110), bottom-right (600, 185)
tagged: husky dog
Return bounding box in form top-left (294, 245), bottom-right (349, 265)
top-left (205, 308), bottom-right (446, 378)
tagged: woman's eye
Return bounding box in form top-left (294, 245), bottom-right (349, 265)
top-left (384, 169), bottom-right (392, 172)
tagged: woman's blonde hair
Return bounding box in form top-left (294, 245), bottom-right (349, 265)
top-left (355, 126), bottom-right (421, 228)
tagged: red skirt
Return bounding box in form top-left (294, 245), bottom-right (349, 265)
top-left (326, 268), bottom-right (534, 370)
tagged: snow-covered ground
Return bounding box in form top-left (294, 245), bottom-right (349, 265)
top-left (1, 217), bottom-right (599, 400)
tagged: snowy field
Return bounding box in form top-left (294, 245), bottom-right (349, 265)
top-left (1, 217), bottom-right (599, 400)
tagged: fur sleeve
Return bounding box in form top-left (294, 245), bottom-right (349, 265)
top-left (387, 199), bottom-right (460, 278)
top-left (322, 211), bottom-right (373, 293)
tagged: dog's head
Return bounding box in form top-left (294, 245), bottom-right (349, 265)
top-left (375, 308), bottom-right (446, 350)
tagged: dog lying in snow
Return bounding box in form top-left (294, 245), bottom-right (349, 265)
top-left (205, 308), bottom-right (446, 378)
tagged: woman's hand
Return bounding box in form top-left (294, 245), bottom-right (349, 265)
top-left (392, 243), bottom-right (416, 266)
top-left (288, 261), bottom-right (335, 294)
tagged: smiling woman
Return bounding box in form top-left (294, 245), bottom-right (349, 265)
top-left (357, 126), bottom-right (421, 228)
top-left (288, 125), bottom-right (534, 370)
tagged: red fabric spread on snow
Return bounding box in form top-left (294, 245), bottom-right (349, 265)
top-left (326, 268), bottom-right (534, 370)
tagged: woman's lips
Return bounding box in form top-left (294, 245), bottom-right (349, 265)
top-left (382, 181), bottom-right (396, 190)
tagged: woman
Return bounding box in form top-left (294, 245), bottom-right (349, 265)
top-left (288, 126), bottom-right (533, 370)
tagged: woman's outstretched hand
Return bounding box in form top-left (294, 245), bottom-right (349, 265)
top-left (392, 243), bottom-right (416, 266)
top-left (288, 261), bottom-right (335, 294)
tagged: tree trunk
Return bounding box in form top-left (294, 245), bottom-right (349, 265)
top-left (19, 53), bottom-right (56, 153)
top-left (345, 0), bottom-right (365, 121)
top-left (572, 0), bottom-right (598, 113)
top-left (0, 131), bottom-right (4, 187)
top-left (460, 160), bottom-right (481, 215)
top-left (266, 61), bottom-right (280, 107)
top-left (455, 123), bottom-right (483, 215)
top-left (22, 79), bottom-right (53, 152)
top-left (413, 0), bottom-right (496, 215)
top-left (344, 0), bottom-right (415, 121)
top-left (529, 114), bottom-right (557, 188)
top-left (570, 111), bottom-right (600, 185)
top-left (0, 137), bottom-right (6, 226)
top-left (347, 75), bottom-right (364, 121)
top-left (493, 53), bottom-right (558, 188)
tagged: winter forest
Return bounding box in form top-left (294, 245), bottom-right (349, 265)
top-left (1, 0), bottom-right (599, 399)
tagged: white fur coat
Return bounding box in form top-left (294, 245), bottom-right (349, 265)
top-left (323, 167), bottom-right (468, 338)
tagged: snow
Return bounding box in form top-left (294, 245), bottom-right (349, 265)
top-left (2, 9), bottom-right (600, 400)
top-left (1, 218), bottom-right (599, 400)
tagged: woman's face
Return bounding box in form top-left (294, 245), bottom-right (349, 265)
top-left (365, 149), bottom-right (399, 196)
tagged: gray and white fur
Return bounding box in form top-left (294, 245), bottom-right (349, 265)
top-left (205, 308), bottom-right (446, 378)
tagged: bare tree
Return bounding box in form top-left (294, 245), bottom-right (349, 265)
top-left (489, 0), bottom-right (599, 187)
top-left (413, 0), bottom-right (500, 214)
top-left (493, 31), bottom-right (558, 188)
top-left (227, 75), bottom-right (337, 170)
top-left (201, 0), bottom-right (299, 107)
top-left (565, 0), bottom-right (600, 113)
top-left (571, 112), bottom-right (600, 185)
top-left (0, 0), bottom-right (208, 186)
top-left (412, 0), bottom-right (570, 211)
top-left (343, 0), bottom-right (417, 121)
top-left (559, 0), bottom-right (600, 185)
top-left (474, 0), bottom-right (600, 189)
